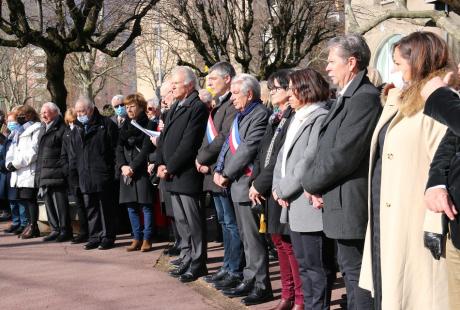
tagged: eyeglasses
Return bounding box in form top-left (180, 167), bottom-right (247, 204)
top-left (147, 107), bottom-right (155, 111)
top-left (268, 86), bottom-right (287, 92)
top-left (113, 103), bottom-right (125, 109)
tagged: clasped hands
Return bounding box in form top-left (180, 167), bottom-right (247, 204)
top-left (195, 159), bottom-right (210, 174)
top-left (121, 165), bottom-right (133, 177)
top-left (156, 164), bottom-right (171, 180)
top-left (213, 172), bottom-right (229, 188)
top-left (272, 190), bottom-right (323, 209)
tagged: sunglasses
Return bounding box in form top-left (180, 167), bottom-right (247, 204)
top-left (147, 107), bottom-right (155, 111)
top-left (113, 103), bottom-right (125, 109)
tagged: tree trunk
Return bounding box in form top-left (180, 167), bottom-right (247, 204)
top-left (45, 51), bottom-right (68, 112)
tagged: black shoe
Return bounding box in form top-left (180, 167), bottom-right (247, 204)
top-left (4, 224), bottom-right (19, 233)
top-left (203, 268), bottom-right (228, 283)
top-left (222, 280), bottom-right (254, 297)
top-left (213, 274), bottom-right (242, 290)
top-left (71, 235), bottom-right (88, 244)
top-left (98, 239), bottom-right (114, 250)
top-left (84, 241), bottom-right (100, 250)
top-left (168, 246), bottom-right (181, 257)
top-left (179, 267), bottom-right (208, 283)
top-left (168, 262), bottom-right (190, 278)
top-left (170, 257), bottom-right (183, 267)
top-left (241, 287), bottom-right (274, 306)
top-left (43, 231), bottom-right (60, 242)
top-left (56, 233), bottom-right (73, 242)
top-left (13, 226), bottom-right (25, 235)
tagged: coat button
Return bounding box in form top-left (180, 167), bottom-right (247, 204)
top-left (387, 153), bottom-right (394, 160)
top-left (385, 203), bottom-right (391, 208)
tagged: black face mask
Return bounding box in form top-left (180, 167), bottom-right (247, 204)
top-left (16, 116), bottom-right (27, 125)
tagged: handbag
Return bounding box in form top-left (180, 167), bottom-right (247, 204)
top-left (423, 231), bottom-right (444, 260)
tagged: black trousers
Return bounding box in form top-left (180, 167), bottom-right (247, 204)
top-left (73, 189), bottom-right (88, 237)
top-left (43, 186), bottom-right (71, 234)
top-left (83, 191), bottom-right (116, 243)
top-left (336, 239), bottom-right (373, 310)
top-left (290, 231), bottom-right (335, 310)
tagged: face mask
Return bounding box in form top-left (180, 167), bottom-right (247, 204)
top-left (115, 105), bottom-right (127, 117)
top-left (77, 115), bottom-right (89, 124)
top-left (389, 71), bottom-right (405, 90)
top-left (7, 121), bottom-right (19, 132)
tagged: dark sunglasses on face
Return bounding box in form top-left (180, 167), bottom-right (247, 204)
top-left (147, 107), bottom-right (155, 111)
top-left (113, 103), bottom-right (125, 109)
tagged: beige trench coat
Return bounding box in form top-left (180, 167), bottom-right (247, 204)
top-left (359, 88), bottom-right (449, 310)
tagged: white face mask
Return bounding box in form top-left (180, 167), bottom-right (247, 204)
top-left (389, 71), bottom-right (405, 90)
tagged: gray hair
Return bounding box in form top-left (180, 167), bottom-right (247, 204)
top-left (327, 33), bottom-right (371, 71)
top-left (172, 66), bottom-right (198, 90)
top-left (232, 73), bottom-right (261, 100)
top-left (198, 89), bottom-right (213, 103)
top-left (209, 61), bottom-right (236, 79)
top-left (111, 94), bottom-right (124, 104)
top-left (75, 96), bottom-right (95, 110)
top-left (147, 96), bottom-right (160, 109)
top-left (41, 102), bottom-right (61, 116)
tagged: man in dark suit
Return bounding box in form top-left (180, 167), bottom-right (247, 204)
top-left (301, 34), bottom-right (382, 310)
top-left (36, 102), bottom-right (71, 242)
top-left (71, 97), bottom-right (119, 250)
top-left (214, 73), bottom-right (272, 306)
top-left (421, 74), bottom-right (460, 310)
top-left (156, 66), bottom-right (208, 283)
top-left (196, 61), bottom-right (242, 289)
top-left (110, 95), bottom-right (127, 128)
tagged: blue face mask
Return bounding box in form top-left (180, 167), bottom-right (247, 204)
top-left (115, 105), bottom-right (127, 117)
top-left (7, 121), bottom-right (19, 132)
top-left (77, 115), bottom-right (89, 124)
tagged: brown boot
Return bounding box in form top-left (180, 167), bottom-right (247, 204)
top-left (21, 224), bottom-right (40, 239)
top-left (126, 240), bottom-right (141, 252)
top-left (140, 240), bottom-right (152, 252)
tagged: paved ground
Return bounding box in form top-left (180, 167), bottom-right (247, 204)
top-left (0, 221), bottom-right (346, 310)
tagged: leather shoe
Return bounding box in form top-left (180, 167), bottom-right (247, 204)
top-left (71, 235), bottom-right (88, 244)
top-left (179, 268), bottom-right (208, 283)
top-left (43, 231), bottom-right (60, 242)
top-left (84, 241), bottom-right (100, 250)
top-left (241, 286), bottom-right (273, 306)
top-left (13, 226), bottom-right (25, 235)
top-left (270, 298), bottom-right (293, 310)
top-left (56, 233), bottom-right (73, 242)
top-left (98, 239), bottom-right (114, 250)
top-left (168, 246), bottom-right (181, 257)
top-left (170, 257), bottom-right (183, 267)
top-left (4, 224), bottom-right (19, 233)
top-left (213, 274), bottom-right (242, 290)
top-left (168, 262), bottom-right (190, 278)
top-left (203, 268), bottom-right (227, 283)
top-left (222, 280), bottom-right (254, 298)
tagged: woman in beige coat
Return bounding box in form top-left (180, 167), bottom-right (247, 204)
top-left (359, 32), bottom-right (452, 310)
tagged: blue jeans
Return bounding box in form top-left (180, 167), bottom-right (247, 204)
top-left (213, 193), bottom-right (242, 275)
top-left (127, 203), bottom-right (153, 241)
top-left (10, 200), bottom-right (29, 227)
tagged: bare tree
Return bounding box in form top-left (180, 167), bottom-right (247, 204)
top-left (345, 0), bottom-right (460, 42)
top-left (0, 45), bottom-right (48, 110)
top-left (0, 0), bottom-right (158, 111)
top-left (67, 49), bottom-right (126, 101)
top-left (158, 0), bottom-right (341, 79)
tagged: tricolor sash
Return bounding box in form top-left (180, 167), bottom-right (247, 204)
top-left (228, 117), bottom-right (253, 176)
top-left (206, 113), bottom-right (218, 143)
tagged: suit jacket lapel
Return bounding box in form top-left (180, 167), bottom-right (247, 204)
top-left (287, 109), bottom-right (327, 156)
top-left (321, 95), bottom-right (344, 130)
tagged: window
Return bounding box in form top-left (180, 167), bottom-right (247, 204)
top-left (375, 34), bottom-right (403, 83)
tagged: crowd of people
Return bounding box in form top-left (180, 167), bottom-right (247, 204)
top-left (1, 31), bottom-right (460, 310)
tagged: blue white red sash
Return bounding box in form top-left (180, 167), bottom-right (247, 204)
top-left (206, 113), bottom-right (218, 143)
top-left (228, 117), bottom-right (253, 176)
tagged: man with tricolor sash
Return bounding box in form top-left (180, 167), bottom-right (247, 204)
top-left (196, 62), bottom-right (243, 290)
top-left (213, 73), bottom-right (273, 306)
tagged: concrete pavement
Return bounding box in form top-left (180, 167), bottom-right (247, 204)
top-left (0, 222), bottom-right (345, 309)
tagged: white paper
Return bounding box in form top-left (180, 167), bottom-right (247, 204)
top-left (131, 120), bottom-right (161, 137)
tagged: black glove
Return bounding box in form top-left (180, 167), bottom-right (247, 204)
top-left (423, 231), bottom-right (444, 260)
top-left (6, 162), bottom-right (16, 172)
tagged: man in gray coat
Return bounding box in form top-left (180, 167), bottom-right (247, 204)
top-left (301, 34), bottom-right (382, 309)
top-left (214, 73), bottom-right (272, 306)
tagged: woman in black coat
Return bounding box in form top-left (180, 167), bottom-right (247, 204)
top-left (116, 93), bottom-right (155, 252)
top-left (249, 70), bottom-right (304, 310)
